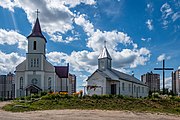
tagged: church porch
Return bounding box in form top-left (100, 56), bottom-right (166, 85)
top-left (24, 84), bottom-right (42, 96)
top-left (106, 79), bottom-right (120, 95)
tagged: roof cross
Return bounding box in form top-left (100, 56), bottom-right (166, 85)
top-left (36, 9), bottom-right (40, 18)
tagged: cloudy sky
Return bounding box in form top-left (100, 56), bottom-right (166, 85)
top-left (0, 0), bottom-right (179, 91)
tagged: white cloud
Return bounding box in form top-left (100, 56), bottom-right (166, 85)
top-left (146, 19), bottom-right (153, 30)
top-left (141, 37), bottom-right (151, 42)
top-left (146, 3), bottom-right (154, 14)
top-left (164, 77), bottom-right (172, 90)
top-left (157, 54), bottom-right (165, 62)
top-left (0, 0), bottom-right (151, 86)
top-left (160, 3), bottom-right (173, 19)
top-left (74, 13), bottom-right (151, 70)
top-left (157, 54), bottom-right (171, 62)
top-left (0, 0), bottom-right (20, 12)
top-left (178, 66), bottom-right (180, 70)
top-left (0, 29), bottom-right (27, 51)
top-left (74, 14), bottom-right (94, 36)
top-left (0, 51), bottom-right (25, 74)
top-left (58, 0), bottom-right (96, 8)
top-left (172, 12), bottom-right (180, 22)
top-left (0, 0), bottom-right (96, 43)
top-left (159, 77), bottom-right (172, 90)
top-left (160, 3), bottom-right (174, 28)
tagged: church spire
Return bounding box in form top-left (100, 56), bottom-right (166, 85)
top-left (98, 40), bottom-right (112, 60)
top-left (98, 40), bottom-right (112, 70)
top-left (27, 9), bottom-right (46, 42)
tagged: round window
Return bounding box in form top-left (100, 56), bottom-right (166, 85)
top-left (32, 78), bottom-right (38, 84)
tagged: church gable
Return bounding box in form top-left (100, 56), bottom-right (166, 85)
top-left (44, 59), bottom-right (55, 72)
top-left (86, 70), bottom-right (107, 82)
top-left (16, 60), bottom-right (26, 71)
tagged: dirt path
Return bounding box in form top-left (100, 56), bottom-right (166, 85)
top-left (0, 102), bottom-right (180, 120)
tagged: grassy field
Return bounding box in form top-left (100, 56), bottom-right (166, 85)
top-left (2, 93), bottom-right (180, 114)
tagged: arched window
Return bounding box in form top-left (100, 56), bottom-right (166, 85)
top-left (31, 59), bottom-right (33, 67)
top-left (134, 85), bottom-right (136, 92)
top-left (122, 83), bottom-right (125, 91)
top-left (20, 77), bottom-right (23, 89)
top-left (37, 58), bottom-right (39, 67)
top-left (48, 77), bottom-right (51, 90)
top-left (34, 58), bottom-right (36, 67)
top-left (33, 41), bottom-right (36, 50)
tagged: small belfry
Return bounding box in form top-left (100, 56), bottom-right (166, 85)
top-left (98, 40), bottom-right (112, 70)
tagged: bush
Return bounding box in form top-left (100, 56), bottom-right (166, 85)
top-left (152, 92), bottom-right (160, 99)
top-left (31, 94), bottom-right (40, 99)
top-left (24, 96), bottom-right (31, 100)
top-left (40, 91), bottom-right (48, 96)
top-left (92, 94), bottom-right (100, 99)
top-left (174, 97), bottom-right (180, 102)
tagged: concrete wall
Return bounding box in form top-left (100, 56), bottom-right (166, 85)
top-left (87, 72), bottom-right (106, 95)
top-left (87, 71), bottom-right (149, 97)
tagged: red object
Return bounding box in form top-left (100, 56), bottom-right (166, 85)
top-left (55, 66), bottom-right (69, 78)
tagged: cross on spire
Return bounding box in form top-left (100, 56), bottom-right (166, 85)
top-left (36, 9), bottom-right (40, 18)
top-left (154, 59), bottom-right (173, 95)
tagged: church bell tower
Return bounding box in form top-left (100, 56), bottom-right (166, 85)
top-left (26, 10), bottom-right (46, 71)
top-left (98, 41), bottom-right (112, 71)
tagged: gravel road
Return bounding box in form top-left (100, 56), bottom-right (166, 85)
top-left (0, 102), bottom-right (180, 120)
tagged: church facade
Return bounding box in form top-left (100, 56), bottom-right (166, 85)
top-left (86, 45), bottom-right (149, 97)
top-left (15, 17), bottom-right (76, 98)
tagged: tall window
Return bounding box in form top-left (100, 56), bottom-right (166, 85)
top-left (31, 59), bottom-right (33, 67)
top-left (129, 84), bottom-right (131, 92)
top-left (33, 41), bottom-right (36, 50)
top-left (134, 85), bottom-right (136, 92)
top-left (37, 58), bottom-right (39, 67)
top-left (20, 77), bottom-right (23, 89)
top-left (122, 83), bottom-right (125, 91)
top-left (34, 58), bottom-right (36, 67)
top-left (142, 87), bottom-right (144, 93)
top-left (48, 77), bottom-right (51, 90)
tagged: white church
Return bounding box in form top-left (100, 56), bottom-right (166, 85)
top-left (15, 16), bottom-right (76, 98)
top-left (86, 44), bottom-right (149, 97)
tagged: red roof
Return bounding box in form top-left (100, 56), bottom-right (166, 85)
top-left (27, 18), bottom-right (47, 42)
top-left (55, 66), bottom-right (69, 78)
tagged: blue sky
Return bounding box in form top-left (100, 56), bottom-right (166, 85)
top-left (0, 0), bottom-right (179, 91)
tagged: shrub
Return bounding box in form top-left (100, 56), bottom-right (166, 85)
top-left (92, 94), bottom-right (100, 99)
top-left (0, 97), bottom-right (3, 101)
top-left (24, 96), bottom-right (31, 100)
top-left (40, 91), bottom-right (48, 96)
top-left (174, 97), bottom-right (180, 102)
top-left (152, 92), bottom-right (160, 99)
top-left (20, 97), bottom-right (25, 100)
top-left (31, 94), bottom-right (40, 99)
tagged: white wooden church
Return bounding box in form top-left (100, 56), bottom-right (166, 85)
top-left (86, 44), bottom-right (149, 97)
top-left (15, 15), bottom-right (76, 98)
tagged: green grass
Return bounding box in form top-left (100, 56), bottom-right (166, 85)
top-left (2, 94), bottom-right (180, 115)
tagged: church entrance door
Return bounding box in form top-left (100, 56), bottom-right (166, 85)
top-left (111, 84), bottom-right (116, 95)
top-left (25, 85), bottom-right (42, 96)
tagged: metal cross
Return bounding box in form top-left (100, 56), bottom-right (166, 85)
top-left (36, 9), bottom-right (40, 18)
top-left (154, 59), bottom-right (173, 95)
